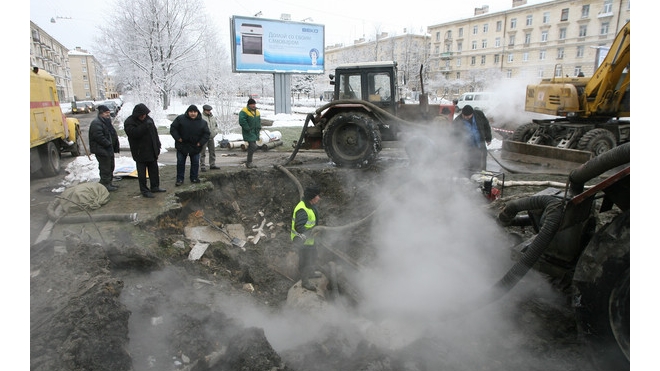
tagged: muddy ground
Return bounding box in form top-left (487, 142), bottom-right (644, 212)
top-left (29, 146), bottom-right (624, 371)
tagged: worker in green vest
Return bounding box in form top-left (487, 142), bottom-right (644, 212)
top-left (291, 185), bottom-right (321, 291)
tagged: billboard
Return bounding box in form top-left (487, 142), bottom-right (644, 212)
top-left (230, 16), bottom-right (325, 74)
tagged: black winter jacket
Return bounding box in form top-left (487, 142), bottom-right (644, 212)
top-left (169, 105), bottom-right (210, 155)
top-left (88, 114), bottom-right (119, 157)
top-left (124, 103), bottom-right (161, 162)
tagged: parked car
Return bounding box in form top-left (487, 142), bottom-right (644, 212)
top-left (79, 100), bottom-right (96, 112)
top-left (98, 100), bottom-right (120, 117)
top-left (71, 101), bottom-right (92, 114)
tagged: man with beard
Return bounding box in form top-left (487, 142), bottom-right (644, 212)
top-left (88, 105), bottom-right (120, 192)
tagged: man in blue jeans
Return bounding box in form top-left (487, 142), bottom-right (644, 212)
top-left (169, 105), bottom-right (210, 186)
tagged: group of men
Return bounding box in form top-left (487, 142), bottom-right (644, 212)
top-left (88, 98), bottom-right (262, 198)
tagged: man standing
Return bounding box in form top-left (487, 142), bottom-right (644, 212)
top-left (88, 105), bottom-right (120, 192)
top-left (200, 104), bottom-right (219, 172)
top-left (170, 105), bottom-right (210, 186)
top-left (124, 103), bottom-right (166, 198)
top-left (291, 185), bottom-right (322, 291)
top-left (238, 98), bottom-right (261, 168)
top-left (452, 104), bottom-right (492, 173)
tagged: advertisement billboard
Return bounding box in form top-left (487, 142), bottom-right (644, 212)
top-left (230, 16), bottom-right (325, 74)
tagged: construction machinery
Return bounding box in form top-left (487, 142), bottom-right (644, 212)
top-left (30, 67), bottom-right (84, 177)
top-left (288, 61), bottom-right (454, 167)
top-left (502, 21), bottom-right (630, 168)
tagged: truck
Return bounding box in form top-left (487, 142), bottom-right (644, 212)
top-left (30, 66), bottom-right (84, 177)
top-left (289, 61), bottom-right (455, 168)
top-left (502, 21), bottom-right (630, 167)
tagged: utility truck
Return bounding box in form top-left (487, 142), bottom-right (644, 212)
top-left (30, 67), bottom-right (84, 177)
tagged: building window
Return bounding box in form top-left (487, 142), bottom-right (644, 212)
top-left (600, 22), bottom-right (610, 35)
top-left (526, 15), bottom-right (533, 26)
top-left (560, 8), bottom-right (569, 21)
top-left (538, 68), bottom-right (544, 78)
top-left (539, 50), bottom-right (546, 60)
top-left (507, 69), bottom-right (513, 78)
top-left (83, 75), bottom-right (88, 81)
top-left (445, 44), bottom-right (452, 52)
top-left (541, 30), bottom-right (548, 42)
top-left (458, 27), bottom-right (463, 37)
top-left (559, 28), bottom-right (567, 40)
top-left (603, 0), bottom-right (613, 14)
top-left (472, 41), bottom-right (477, 50)
top-left (495, 37), bottom-right (501, 47)
top-left (481, 55), bottom-right (486, 65)
top-left (508, 53), bottom-right (514, 62)
top-left (581, 4), bottom-right (590, 18)
top-left (523, 52), bottom-right (529, 61)
top-left (436, 31), bottom-right (441, 41)
top-left (510, 18), bottom-right (517, 28)
top-left (524, 33), bottom-right (531, 44)
top-left (457, 41), bottom-right (463, 52)
top-left (496, 20), bottom-right (502, 32)
top-left (473, 25), bottom-right (478, 35)
top-left (577, 45), bottom-right (585, 57)
top-left (447, 30), bottom-right (452, 39)
top-left (509, 35), bottom-right (515, 46)
top-left (543, 12), bottom-right (550, 23)
top-left (574, 66), bottom-right (583, 76)
top-left (82, 67), bottom-right (87, 73)
top-left (471, 56), bottom-right (476, 65)
top-left (456, 58), bottom-right (461, 66)
top-left (579, 25), bottom-right (588, 37)
top-left (81, 59), bottom-right (86, 65)
top-left (557, 47), bottom-right (565, 59)
top-left (434, 45), bottom-right (440, 54)
top-left (84, 83), bottom-right (89, 89)
top-left (483, 23), bottom-right (489, 33)
top-left (482, 39), bottom-right (487, 48)
top-left (555, 68), bottom-right (563, 77)
top-left (456, 72), bottom-right (461, 79)
top-left (494, 54), bottom-right (500, 64)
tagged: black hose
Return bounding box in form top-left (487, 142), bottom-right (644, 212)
top-left (569, 142), bottom-right (630, 194)
top-left (282, 113), bottom-right (314, 166)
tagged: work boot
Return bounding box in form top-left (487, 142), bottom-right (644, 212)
top-left (210, 165), bottom-right (219, 169)
top-left (142, 191), bottom-right (155, 198)
top-left (301, 279), bottom-right (316, 291)
top-left (104, 184), bottom-right (118, 192)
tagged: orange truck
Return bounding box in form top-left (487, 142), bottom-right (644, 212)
top-left (30, 66), bottom-right (84, 177)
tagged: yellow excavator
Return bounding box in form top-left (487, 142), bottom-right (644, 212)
top-left (500, 21), bottom-right (630, 169)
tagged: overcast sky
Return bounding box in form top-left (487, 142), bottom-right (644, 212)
top-left (30, 0), bottom-right (549, 53)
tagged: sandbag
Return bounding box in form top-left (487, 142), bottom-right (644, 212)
top-left (58, 183), bottom-right (110, 213)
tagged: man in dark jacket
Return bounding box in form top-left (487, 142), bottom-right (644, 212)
top-left (88, 105), bottom-right (120, 191)
top-left (238, 98), bottom-right (261, 168)
top-left (451, 104), bottom-right (492, 173)
top-left (169, 105), bottom-right (210, 186)
top-left (124, 103), bottom-right (166, 198)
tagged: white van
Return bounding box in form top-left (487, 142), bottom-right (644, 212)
top-left (456, 92), bottom-right (496, 112)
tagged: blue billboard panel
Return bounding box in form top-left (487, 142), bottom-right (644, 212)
top-left (230, 16), bottom-right (325, 74)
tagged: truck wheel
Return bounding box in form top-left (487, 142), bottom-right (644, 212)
top-left (39, 142), bottom-right (61, 177)
top-left (510, 123), bottom-right (539, 143)
top-left (573, 210), bottom-right (629, 369)
top-left (70, 127), bottom-right (83, 157)
top-left (323, 112), bottom-right (382, 168)
top-left (577, 128), bottom-right (616, 156)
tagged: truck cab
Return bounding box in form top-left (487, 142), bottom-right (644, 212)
top-left (331, 61), bottom-right (398, 115)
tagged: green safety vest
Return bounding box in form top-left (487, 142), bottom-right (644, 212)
top-left (290, 200), bottom-right (316, 245)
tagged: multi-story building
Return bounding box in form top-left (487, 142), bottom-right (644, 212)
top-left (427, 0), bottom-right (630, 95)
top-left (30, 21), bottom-right (74, 103)
top-left (68, 47), bottom-right (106, 101)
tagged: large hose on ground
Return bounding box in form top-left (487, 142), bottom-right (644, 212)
top-left (46, 197), bottom-right (138, 224)
top-left (569, 142), bottom-right (630, 194)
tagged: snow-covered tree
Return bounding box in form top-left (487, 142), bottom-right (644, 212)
top-left (96, 0), bottom-right (213, 110)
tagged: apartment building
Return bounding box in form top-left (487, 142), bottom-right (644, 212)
top-left (427, 0), bottom-right (630, 88)
top-left (68, 47), bottom-right (106, 101)
top-left (30, 21), bottom-right (74, 103)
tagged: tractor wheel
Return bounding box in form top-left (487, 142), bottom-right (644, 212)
top-left (573, 210), bottom-right (629, 370)
top-left (70, 126), bottom-right (83, 157)
top-left (39, 141), bottom-right (61, 177)
top-left (323, 112), bottom-right (382, 168)
top-left (510, 123), bottom-right (539, 143)
top-left (577, 128), bottom-right (617, 156)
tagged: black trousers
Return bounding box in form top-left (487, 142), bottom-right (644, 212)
top-left (298, 245), bottom-right (318, 279)
top-left (246, 141), bottom-right (258, 163)
top-left (136, 160), bottom-right (160, 193)
top-left (96, 154), bottom-right (115, 185)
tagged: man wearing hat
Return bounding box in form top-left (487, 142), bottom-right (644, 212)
top-left (291, 185), bottom-right (322, 291)
top-left (451, 104), bottom-right (492, 173)
top-left (88, 104), bottom-right (120, 192)
top-left (170, 105), bottom-right (211, 186)
top-left (199, 105), bottom-right (220, 171)
top-left (238, 98), bottom-right (261, 168)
